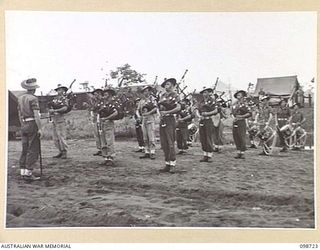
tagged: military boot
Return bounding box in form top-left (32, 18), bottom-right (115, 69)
top-left (159, 164), bottom-right (171, 173)
top-left (280, 147), bottom-right (288, 152)
top-left (23, 169), bottom-right (40, 181)
top-left (53, 152), bottom-right (62, 158)
top-left (93, 150), bottom-right (102, 156)
top-left (150, 154), bottom-right (156, 160)
top-left (140, 153), bottom-right (150, 159)
top-left (61, 151), bottom-right (67, 159)
top-left (200, 156), bottom-right (208, 162)
top-left (234, 153), bottom-right (245, 159)
top-left (169, 166), bottom-right (176, 174)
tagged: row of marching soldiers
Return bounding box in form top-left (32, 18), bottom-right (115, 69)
top-left (89, 78), bottom-right (183, 173)
top-left (126, 81), bottom-right (305, 165)
top-left (88, 77), bottom-right (260, 174)
top-left (17, 78), bottom-right (306, 180)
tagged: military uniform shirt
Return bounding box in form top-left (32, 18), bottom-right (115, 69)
top-left (198, 97), bottom-right (216, 115)
top-left (99, 99), bottom-right (117, 118)
top-left (276, 106), bottom-right (291, 119)
top-left (177, 106), bottom-right (193, 122)
top-left (91, 96), bottom-right (103, 113)
top-left (231, 101), bottom-right (251, 117)
top-left (275, 106), bottom-right (291, 129)
top-left (51, 95), bottom-right (69, 110)
top-left (158, 92), bottom-right (179, 112)
top-left (291, 110), bottom-right (304, 124)
top-left (50, 95), bottom-right (69, 123)
top-left (257, 105), bottom-right (272, 123)
top-left (18, 93), bottom-right (40, 118)
top-left (138, 96), bottom-right (157, 114)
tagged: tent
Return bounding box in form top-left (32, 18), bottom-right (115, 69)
top-left (253, 75), bottom-right (300, 105)
top-left (253, 75), bottom-right (299, 97)
top-left (8, 90), bottom-right (26, 139)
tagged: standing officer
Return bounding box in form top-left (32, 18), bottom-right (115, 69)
top-left (275, 99), bottom-right (292, 152)
top-left (98, 88), bottom-right (118, 166)
top-left (198, 87), bottom-right (218, 162)
top-left (133, 97), bottom-right (145, 153)
top-left (49, 84), bottom-right (69, 159)
top-left (158, 78), bottom-right (181, 173)
top-left (91, 88), bottom-right (104, 156)
top-left (137, 86), bottom-right (157, 160)
top-left (254, 96), bottom-right (273, 155)
top-left (176, 98), bottom-right (194, 155)
top-left (18, 78), bottom-right (42, 181)
top-left (231, 90), bottom-right (252, 159)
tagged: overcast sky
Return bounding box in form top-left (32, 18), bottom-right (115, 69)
top-left (5, 11), bottom-right (316, 94)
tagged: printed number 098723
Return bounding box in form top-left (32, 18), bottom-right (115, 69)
top-left (300, 244), bottom-right (318, 249)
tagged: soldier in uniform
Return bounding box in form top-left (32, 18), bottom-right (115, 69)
top-left (176, 98), bottom-right (194, 155)
top-left (158, 78), bottom-right (181, 173)
top-left (275, 99), bottom-right (292, 152)
top-left (290, 103), bottom-right (306, 150)
top-left (137, 86), bottom-right (157, 160)
top-left (247, 99), bottom-right (259, 149)
top-left (231, 90), bottom-right (252, 159)
top-left (98, 88), bottom-right (118, 166)
top-left (133, 97), bottom-right (145, 153)
top-left (18, 78), bottom-right (42, 181)
top-left (49, 84), bottom-right (69, 159)
top-left (254, 96), bottom-right (273, 155)
top-left (211, 93), bottom-right (226, 153)
top-left (90, 88), bottom-right (104, 156)
top-left (198, 87), bottom-right (218, 162)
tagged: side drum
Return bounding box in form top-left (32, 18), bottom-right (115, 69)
top-left (187, 123), bottom-right (199, 145)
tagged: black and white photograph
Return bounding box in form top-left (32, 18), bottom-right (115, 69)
top-left (5, 11), bottom-right (316, 228)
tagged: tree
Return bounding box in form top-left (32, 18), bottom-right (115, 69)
top-left (110, 64), bottom-right (146, 88)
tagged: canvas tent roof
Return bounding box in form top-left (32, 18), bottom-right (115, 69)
top-left (8, 90), bottom-right (25, 128)
top-left (253, 75), bottom-right (299, 97)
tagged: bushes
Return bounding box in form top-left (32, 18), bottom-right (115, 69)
top-left (41, 110), bottom-right (139, 140)
top-left (39, 108), bottom-right (314, 146)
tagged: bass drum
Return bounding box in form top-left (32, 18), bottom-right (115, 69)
top-left (261, 126), bottom-right (277, 155)
top-left (187, 123), bottom-right (199, 145)
top-left (247, 124), bottom-right (260, 147)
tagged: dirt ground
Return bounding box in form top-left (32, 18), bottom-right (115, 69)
top-left (6, 139), bottom-right (314, 228)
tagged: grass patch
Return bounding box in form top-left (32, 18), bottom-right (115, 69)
top-left (40, 107), bottom-right (314, 146)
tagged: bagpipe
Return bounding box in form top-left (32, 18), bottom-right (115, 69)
top-left (157, 93), bottom-right (179, 112)
top-left (93, 86), bottom-right (136, 121)
top-left (198, 98), bottom-right (216, 114)
top-left (216, 92), bottom-right (231, 109)
top-left (141, 98), bottom-right (157, 113)
top-left (156, 94), bottom-right (179, 128)
top-left (97, 95), bottom-right (127, 121)
top-left (47, 79), bottom-right (77, 114)
top-left (176, 69), bottom-right (189, 98)
top-left (244, 82), bottom-right (258, 109)
top-left (47, 96), bottom-right (67, 110)
top-left (151, 70), bottom-right (192, 110)
top-left (212, 77), bottom-right (232, 109)
top-left (98, 99), bottom-right (116, 118)
top-left (178, 106), bottom-right (194, 123)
